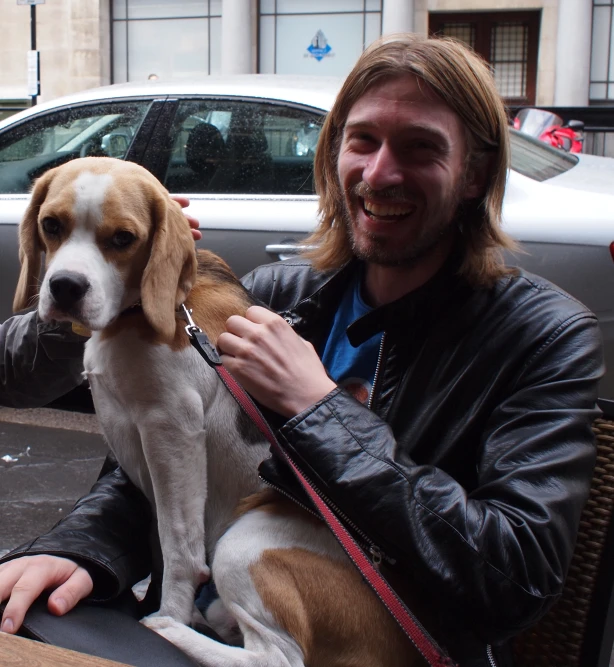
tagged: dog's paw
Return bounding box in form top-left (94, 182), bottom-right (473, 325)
top-left (141, 614), bottom-right (191, 644)
top-left (141, 614), bottom-right (216, 663)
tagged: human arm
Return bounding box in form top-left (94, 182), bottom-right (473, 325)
top-left (0, 454), bottom-right (152, 634)
top-left (217, 295), bottom-right (604, 642)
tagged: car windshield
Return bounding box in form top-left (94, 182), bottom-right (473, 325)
top-left (509, 129), bottom-right (578, 182)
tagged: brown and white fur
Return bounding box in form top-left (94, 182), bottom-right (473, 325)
top-left (14, 157), bottom-right (419, 667)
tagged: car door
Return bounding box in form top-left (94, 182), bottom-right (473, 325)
top-left (142, 96), bottom-right (325, 279)
top-left (0, 98), bottom-right (161, 321)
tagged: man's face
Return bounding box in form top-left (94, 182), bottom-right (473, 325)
top-left (337, 75), bottom-right (482, 267)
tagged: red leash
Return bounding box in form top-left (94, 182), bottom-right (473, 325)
top-left (184, 313), bottom-right (456, 667)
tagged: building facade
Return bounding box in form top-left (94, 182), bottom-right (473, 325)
top-left (0, 0), bottom-right (609, 109)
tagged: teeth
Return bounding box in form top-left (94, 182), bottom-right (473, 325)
top-left (364, 200), bottom-right (414, 217)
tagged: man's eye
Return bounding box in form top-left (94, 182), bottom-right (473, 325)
top-left (111, 231), bottom-right (136, 248)
top-left (41, 217), bottom-right (61, 235)
top-left (352, 132), bottom-right (374, 143)
top-left (412, 140), bottom-right (436, 151)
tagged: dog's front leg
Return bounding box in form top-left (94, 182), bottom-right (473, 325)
top-left (141, 419), bottom-right (209, 625)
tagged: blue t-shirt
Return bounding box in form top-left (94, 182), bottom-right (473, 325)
top-left (321, 274), bottom-right (383, 405)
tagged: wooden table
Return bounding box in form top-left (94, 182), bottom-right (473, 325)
top-left (0, 631), bottom-right (132, 666)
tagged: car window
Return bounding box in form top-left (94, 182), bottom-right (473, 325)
top-left (509, 128), bottom-right (578, 182)
top-left (0, 101), bottom-right (152, 194)
top-left (162, 99), bottom-right (323, 195)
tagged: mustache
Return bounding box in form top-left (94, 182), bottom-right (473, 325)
top-left (351, 182), bottom-right (415, 201)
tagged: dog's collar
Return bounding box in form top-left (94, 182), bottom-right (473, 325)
top-left (120, 300), bottom-right (143, 316)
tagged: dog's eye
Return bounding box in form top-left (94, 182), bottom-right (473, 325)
top-left (41, 217), bottom-right (61, 235)
top-left (111, 231), bottom-right (136, 248)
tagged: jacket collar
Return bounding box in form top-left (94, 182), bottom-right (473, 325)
top-left (346, 251), bottom-right (471, 346)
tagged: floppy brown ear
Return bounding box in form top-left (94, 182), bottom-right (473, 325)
top-left (141, 190), bottom-right (198, 341)
top-left (13, 171), bottom-right (52, 312)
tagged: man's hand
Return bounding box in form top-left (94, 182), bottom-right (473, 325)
top-left (0, 555), bottom-right (93, 634)
top-left (171, 195), bottom-right (202, 241)
top-left (218, 306), bottom-right (336, 418)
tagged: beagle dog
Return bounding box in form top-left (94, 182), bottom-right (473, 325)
top-left (14, 157), bottom-right (418, 667)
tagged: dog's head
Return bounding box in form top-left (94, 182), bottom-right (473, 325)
top-left (14, 157), bottom-right (197, 341)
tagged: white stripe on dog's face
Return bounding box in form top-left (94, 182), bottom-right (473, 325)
top-left (73, 170), bottom-right (113, 230)
top-left (38, 170), bottom-right (127, 329)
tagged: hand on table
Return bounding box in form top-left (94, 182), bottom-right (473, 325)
top-left (0, 555), bottom-right (93, 634)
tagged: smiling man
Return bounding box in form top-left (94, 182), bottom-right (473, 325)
top-left (216, 34), bottom-right (604, 665)
top-left (0, 34), bottom-right (604, 667)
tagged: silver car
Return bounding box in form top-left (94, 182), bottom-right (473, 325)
top-left (0, 76), bottom-right (612, 407)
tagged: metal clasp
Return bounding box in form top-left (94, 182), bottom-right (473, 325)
top-left (181, 304), bottom-right (202, 337)
top-left (369, 545), bottom-right (383, 571)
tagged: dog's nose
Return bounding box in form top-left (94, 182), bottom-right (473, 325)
top-left (49, 271), bottom-right (90, 309)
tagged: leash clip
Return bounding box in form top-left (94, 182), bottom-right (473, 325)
top-left (181, 304), bottom-right (221, 367)
top-left (181, 304), bottom-right (203, 338)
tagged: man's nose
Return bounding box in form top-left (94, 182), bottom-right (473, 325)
top-left (363, 143), bottom-right (404, 191)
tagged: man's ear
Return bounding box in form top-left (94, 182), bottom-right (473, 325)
top-left (463, 153), bottom-right (491, 201)
top-left (140, 189), bottom-right (198, 341)
top-left (13, 171), bottom-right (52, 312)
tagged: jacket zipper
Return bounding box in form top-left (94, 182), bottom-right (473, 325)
top-left (486, 644), bottom-right (497, 667)
top-left (259, 475), bottom-right (396, 569)
top-left (367, 332), bottom-right (386, 411)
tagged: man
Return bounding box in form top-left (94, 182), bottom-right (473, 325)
top-left (0, 35), bottom-right (604, 666)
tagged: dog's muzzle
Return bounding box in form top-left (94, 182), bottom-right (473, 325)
top-left (48, 270), bottom-right (91, 311)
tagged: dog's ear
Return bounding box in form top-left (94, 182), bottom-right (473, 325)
top-left (141, 190), bottom-right (198, 341)
top-left (13, 171), bottom-right (52, 312)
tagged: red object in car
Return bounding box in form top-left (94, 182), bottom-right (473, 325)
top-left (539, 125), bottom-right (584, 153)
top-left (513, 108), bottom-right (584, 154)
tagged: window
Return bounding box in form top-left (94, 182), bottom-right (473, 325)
top-left (0, 101), bottom-right (152, 194)
top-left (259, 0), bottom-right (382, 76)
top-left (590, 0), bottom-right (614, 101)
top-left (161, 99), bottom-right (323, 195)
top-left (429, 11), bottom-right (540, 105)
top-left (112, 0), bottom-right (222, 82)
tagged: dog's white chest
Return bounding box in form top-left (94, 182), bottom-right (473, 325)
top-left (83, 329), bottom-right (213, 505)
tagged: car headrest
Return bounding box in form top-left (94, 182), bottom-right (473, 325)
top-left (185, 123), bottom-right (226, 177)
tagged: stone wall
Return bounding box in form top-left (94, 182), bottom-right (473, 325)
top-left (0, 0), bottom-right (110, 105)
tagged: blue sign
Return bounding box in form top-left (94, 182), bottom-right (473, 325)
top-left (306, 30), bottom-right (333, 62)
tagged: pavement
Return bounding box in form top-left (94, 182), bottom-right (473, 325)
top-left (0, 406), bottom-right (107, 557)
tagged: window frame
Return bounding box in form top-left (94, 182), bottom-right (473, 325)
top-left (429, 11), bottom-right (541, 106)
top-left (142, 96), bottom-right (326, 196)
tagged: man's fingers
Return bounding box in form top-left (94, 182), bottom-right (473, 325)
top-left (170, 195), bottom-right (190, 208)
top-left (168, 195), bottom-right (202, 240)
top-left (48, 567), bottom-right (93, 617)
top-left (187, 216), bottom-right (202, 241)
top-left (245, 305), bottom-right (282, 324)
top-left (0, 556), bottom-right (92, 634)
top-left (1, 567), bottom-right (52, 633)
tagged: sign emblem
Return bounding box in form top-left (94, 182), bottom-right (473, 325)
top-left (306, 30), bottom-right (333, 61)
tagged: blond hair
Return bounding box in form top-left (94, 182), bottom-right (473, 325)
top-left (305, 33), bottom-right (516, 286)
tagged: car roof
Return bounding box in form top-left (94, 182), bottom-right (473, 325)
top-left (0, 75), bottom-right (343, 129)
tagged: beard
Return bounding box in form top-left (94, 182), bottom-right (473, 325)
top-left (342, 179), bottom-right (467, 268)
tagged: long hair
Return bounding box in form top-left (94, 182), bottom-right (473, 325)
top-left (305, 33), bottom-right (516, 286)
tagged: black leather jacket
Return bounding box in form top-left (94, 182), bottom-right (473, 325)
top-left (3, 257), bottom-right (604, 666)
